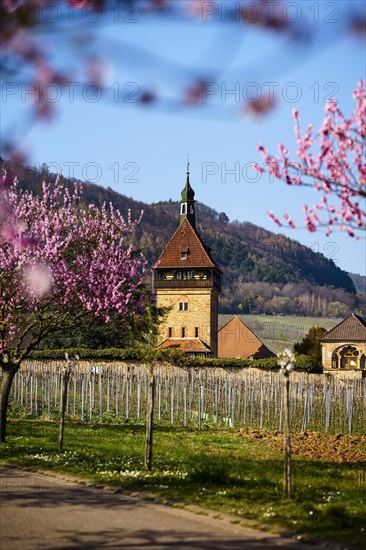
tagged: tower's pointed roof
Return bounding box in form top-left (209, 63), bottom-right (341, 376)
top-left (153, 217), bottom-right (222, 271)
top-left (320, 313), bottom-right (366, 341)
top-left (181, 162), bottom-right (195, 202)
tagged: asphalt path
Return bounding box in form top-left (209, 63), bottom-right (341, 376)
top-left (0, 465), bottom-right (344, 549)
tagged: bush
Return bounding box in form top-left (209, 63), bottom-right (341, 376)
top-left (30, 348), bottom-right (322, 372)
top-left (28, 348), bottom-right (280, 370)
top-left (294, 354), bottom-right (323, 373)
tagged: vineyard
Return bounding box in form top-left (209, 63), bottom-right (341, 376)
top-left (7, 361), bottom-right (366, 436)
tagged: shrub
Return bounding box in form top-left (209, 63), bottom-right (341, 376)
top-left (30, 348), bottom-right (319, 372)
top-left (295, 354), bottom-right (323, 373)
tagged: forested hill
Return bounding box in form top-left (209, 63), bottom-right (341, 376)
top-left (6, 160), bottom-right (365, 317)
top-left (349, 272), bottom-right (366, 294)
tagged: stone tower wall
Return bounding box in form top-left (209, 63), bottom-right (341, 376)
top-left (156, 287), bottom-right (219, 356)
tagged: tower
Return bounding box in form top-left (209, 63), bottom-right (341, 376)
top-left (153, 165), bottom-right (222, 357)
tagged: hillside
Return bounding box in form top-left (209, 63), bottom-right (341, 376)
top-left (4, 160), bottom-right (366, 317)
top-left (349, 272), bottom-right (366, 294)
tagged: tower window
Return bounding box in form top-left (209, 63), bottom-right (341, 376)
top-left (168, 327), bottom-right (172, 338)
top-left (195, 327), bottom-right (199, 337)
top-left (179, 302), bottom-right (188, 311)
top-left (181, 203), bottom-right (186, 214)
top-left (182, 327), bottom-right (186, 338)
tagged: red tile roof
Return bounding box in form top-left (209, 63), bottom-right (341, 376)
top-left (320, 313), bottom-right (366, 341)
top-left (153, 218), bottom-right (221, 271)
top-left (218, 315), bottom-right (276, 359)
top-left (157, 338), bottom-right (211, 353)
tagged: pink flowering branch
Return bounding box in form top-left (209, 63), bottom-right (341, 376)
top-left (257, 80), bottom-right (366, 237)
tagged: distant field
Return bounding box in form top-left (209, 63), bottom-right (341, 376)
top-left (218, 314), bottom-right (341, 354)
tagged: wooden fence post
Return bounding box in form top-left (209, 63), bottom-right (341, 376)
top-left (144, 368), bottom-right (155, 471)
top-left (279, 348), bottom-right (295, 499)
top-left (59, 362), bottom-right (70, 452)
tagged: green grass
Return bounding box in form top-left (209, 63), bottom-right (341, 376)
top-left (1, 420), bottom-right (365, 547)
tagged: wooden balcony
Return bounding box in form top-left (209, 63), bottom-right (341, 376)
top-left (154, 278), bottom-right (221, 292)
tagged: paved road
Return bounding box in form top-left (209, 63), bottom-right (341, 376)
top-left (0, 465), bottom-right (341, 549)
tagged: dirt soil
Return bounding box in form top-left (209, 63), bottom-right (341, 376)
top-left (237, 428), bottom-right (366, 464)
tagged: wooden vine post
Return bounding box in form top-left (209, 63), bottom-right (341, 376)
top-left (279, 348), bottom-right (295, 498)
top-left (142, 300), bottom-right (160, 472)
top-left (144, 363), bottom-right (155, 471)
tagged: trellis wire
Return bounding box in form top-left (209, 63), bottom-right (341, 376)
top-left (5, 361), bottom-right (366, 436)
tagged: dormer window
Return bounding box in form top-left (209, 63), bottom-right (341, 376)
top-left (180, 246), bottom-right (189, 260)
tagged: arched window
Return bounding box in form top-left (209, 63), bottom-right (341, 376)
top-left (181, 203), bottom-right (186, 214)
top-left (339, 346), bottom-right (359, 369)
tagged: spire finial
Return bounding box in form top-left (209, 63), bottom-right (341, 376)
top-left (186, 155), bottom-right (190, 175)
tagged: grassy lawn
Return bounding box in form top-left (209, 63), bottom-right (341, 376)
top-left (1, 420), bottom-right (365, 547)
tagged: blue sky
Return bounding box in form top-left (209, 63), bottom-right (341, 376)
top-left (2, 0), bottom-right (365, 275)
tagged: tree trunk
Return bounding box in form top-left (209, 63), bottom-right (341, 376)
top-left (144, 372), bottom-right (155, 471)
top-left (58, 369), bottom-right (70, 453)
top-left (0, 366), bottom-right (18, 442)
top-left (283, 373), bottom-right (293, 498)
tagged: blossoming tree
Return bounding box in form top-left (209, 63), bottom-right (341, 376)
top-left (0, 176), bottom-right (147, 441)
top-left (257, 81), bottom-right (365, 237)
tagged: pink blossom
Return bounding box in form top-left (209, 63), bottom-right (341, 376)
top-left (283, 213), bottom-right (296, 228)
top-left (254, 163), bottom-right (265, 174)
top-left (267, 210), bottom-right (282, 227)
top-left (0, 178), bottom-right (147, 360)
top-left (258, 81), bottom-right (365, 236)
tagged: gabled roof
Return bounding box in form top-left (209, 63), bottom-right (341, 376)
top-left (157, 338), bottom-right (211, 353)
top-left (153, 218), bottom-right (222, 272)
top-left (320, 313), bottom-right (366, 342)
top-left (218, 315), bottom-right (276, 359)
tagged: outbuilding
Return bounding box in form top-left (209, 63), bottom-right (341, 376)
top-left (218, 315), bottom-right (275, 359)
top-left (320, 313), bottom-right (366, 371)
